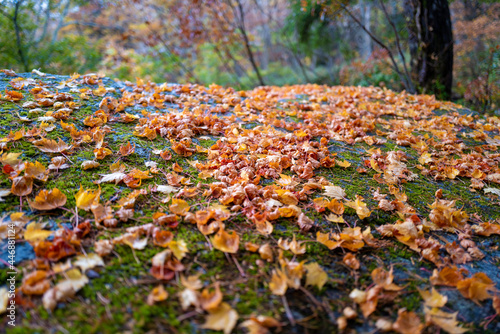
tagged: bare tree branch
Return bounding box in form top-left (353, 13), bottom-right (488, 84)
top-left (334, 0), bottom-right (415, 93)
top-left (52, 0), bottom-right (71, 43)
top-left (379, 0), bottom-right (415, 93)
top-left (226, 0), bottom-right (266, 86)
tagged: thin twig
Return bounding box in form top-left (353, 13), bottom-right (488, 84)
top-left (231, 253), bottom-right (246, 278)
top-left (204, 234), bottom-right (213, 250)
top-left (282, 294), bottom-right (295, 326)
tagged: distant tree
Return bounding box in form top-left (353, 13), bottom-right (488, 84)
top-left (405, 0), bottom-right (453, 99)
top-left (287, 0), bottom-right (454, 99)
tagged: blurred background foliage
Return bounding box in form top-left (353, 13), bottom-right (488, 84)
top-left (0, 0), bottom-right (498, 112)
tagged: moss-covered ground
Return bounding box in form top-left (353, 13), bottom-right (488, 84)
top-left (0, 72), bottom-right (499, 333)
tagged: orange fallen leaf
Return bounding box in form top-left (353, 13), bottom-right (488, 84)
top-left (28, 188), bottom-right (67, 210)
top-left (11, 175), bottom-right (33, 196)
top-left (212, 228), bottom-right (239, 253)
top-left (393, 309), bottom-right (424, 334)
top-left (33, 138), bottom-right (71, 153)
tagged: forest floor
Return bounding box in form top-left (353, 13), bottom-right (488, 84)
top-left (0, 71), bottom-right (500, 334)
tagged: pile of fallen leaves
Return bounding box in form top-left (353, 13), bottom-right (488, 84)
top-left (1, 69), bottom-right (500, 333)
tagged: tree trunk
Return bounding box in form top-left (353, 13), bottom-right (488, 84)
top-left (360, 0), bottom-right (372, 60)
top-left (406, 0), bottom-right (454, 99)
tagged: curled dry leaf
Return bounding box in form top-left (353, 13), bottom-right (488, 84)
top-left (28, 188), bottom-right (67, 210)
top-left (212, 228), bottom-right (239, 253)
top-left (456, 272), bottom-right (494, 303)
top-left (343, 253), bottom-right (360, 270)
top-left (259, 243), bottom-right (273, 262)
top-left (345, 196), bottom-right (371, 220)
top-left (200, 283), bottom-right (223, 311)
top-left (147, 285), bottom-right (168, 305)
top-left (25, 161), bottom-right (49, 181)
top-left (169, 198), bottom-right (190, 216)
top-left (81, 160), bottom-right (100, 170)
top-left (424, 307), bottom-right (468, 334)
top-left (33, 138), bottom-right (71, 153)
top-left (168, 239), bottom-right (188, 260)
top-left (20, 270), bottom-right (51, 295)
top-left (42, 268), bottom-right (89, 311)
top-left (240, 315), bottom-right (281, 334)
top-left (392, 309), bottom-right (424, 334)
top-left (11, 175), bottom-right (33, 196)
top-left (0, 189), bottom-right (10, 201)
top-left (73, 253), bottom-right (105, 272)
top-left (94, 239), bottom-right (113, 257)
top-left (48, 156), bottom-right (69, 170)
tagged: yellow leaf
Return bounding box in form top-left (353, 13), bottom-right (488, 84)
top-left (336, 159), bottom-right (351, 168)
top-left (316, 231), bottom-right (342, 250)
top-left (201, 302), bottom-right (238, 334)
top-left (418, 152), bottom-right (432, 165)
top-left (169, 198), bottom-right (190, 216)
top-left (345, 196), bottom-right (371, 219)
top-left (326, 213), bottom-right (345, 223)
top-left (169, 239), bottom-right (188, 260)
top-left (424, 307), bottom-right (468, 334)
top-left (42, 268), bottom-right (88, 311)
top-left (305, 262), bottom-right (328, 289)
top-left (24, 222), bottom-right (52, 241)
top-left (269, 269), bottom-right (287, 295)
top-left (0, 151), bottom-right (22, 165)
top-left (418, 288), bottom-right (448, 308)
top-left (200, 283), bottom-right (223, 311)
top-left (75, 185), bottom-right (100, 211)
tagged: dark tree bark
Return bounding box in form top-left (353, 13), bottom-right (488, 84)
top-left (406, 0), bottom-right (454, 99)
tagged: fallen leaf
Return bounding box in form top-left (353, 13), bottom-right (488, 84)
top-left (28, 188), bottom-right (67, 210)
top-left (75, 185), bottom-right (100, 211)
top-left (201, 302), bottom-right (238, 334)
top-left (269, 269), bottom-right (287, 295)
top-left (418, 288), bottom-right (448, 308)
top-left (42, 268), bottom-right (89, 311)
top-left (11, 176), bottom-right (33, 196)
top-left (393, 309), bottom-right (424, 334)
top-left (424, 307), bottom-right (468, 334)
top-left (304, 262), bottom-right (328, 289)
top-left (33, 138), bottom-right (70, 153)
top-left (324, 185), bottom-right (346, 199)
top-left (147, 285), bottom-right (168, 305)
top-left (73, 253), bottom-right (104, 272)
top-left (24, 222), bottom-right (53, 241)
top-left (212, 228), bottom-right (239, 253)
